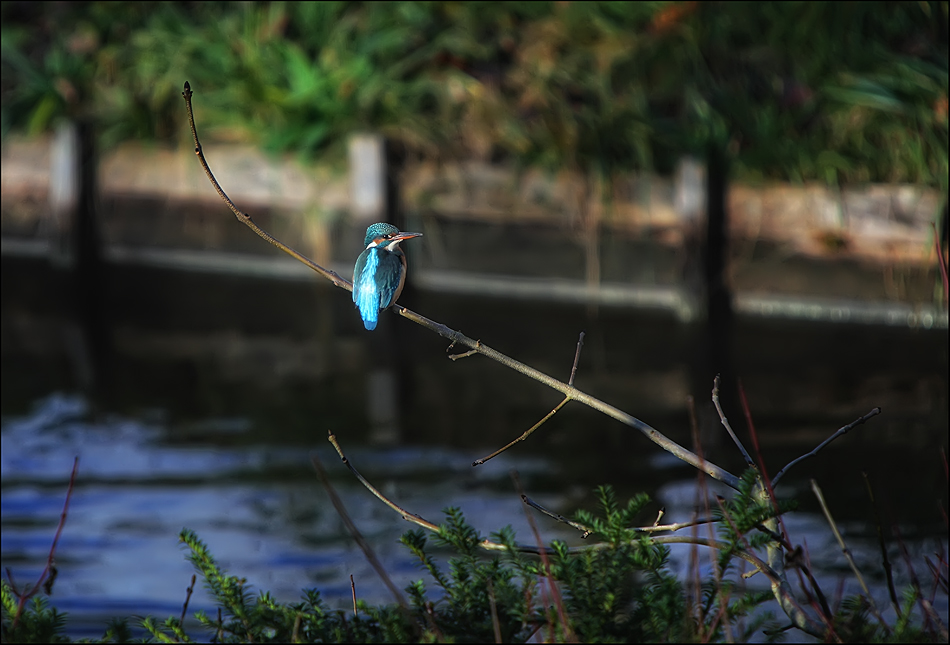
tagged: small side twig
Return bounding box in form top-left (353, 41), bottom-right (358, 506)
top-left (487, 579), bottom-right (503, 644)
top-left (811, 479), bottom-right (891, 636)
top-left (180, 574), bottom-right (196, 626)
top-left (473, 397), bottom-right (569, 466)
top-left (712, 374), bottom-right (756, 468)
top-left (448, 340), bottom-right (480, 361)
top-left (350, 574), bottom-right (357, 615)
top-left (862, 472), bottom-right (901, 618)
top-left (474, 332), bottom-right (586, 466)
top-left (568, 331), bottom-right (585, 387)
top-left (933, 221), bottom-right (948, 303)
top-left (772, 408), bottom-right (881, 486)
top-left (521, 495), bottom-right (593, 538)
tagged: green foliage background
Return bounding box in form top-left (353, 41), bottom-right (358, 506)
top-left (1, 1), bottom-right (948, 188)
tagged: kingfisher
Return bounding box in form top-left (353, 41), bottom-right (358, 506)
top-left (352, 222), bottom-right (423, 330)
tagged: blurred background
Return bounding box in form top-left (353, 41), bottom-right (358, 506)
top-left (1, 1), bottom-right (947, 638)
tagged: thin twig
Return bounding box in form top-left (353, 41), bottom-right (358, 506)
top-left (652, 507), bottom-right (665, 527)
top-left (893, 523), bottom-right (948, 640)
top-left (512, 471), bottom-right (576, 643)
top-left (180, 574), bottom-right (196, 626)
top-left (568, 332), bottom-right (585, 387)
top-left (182, 82), bottom-right (741, 490)
top-left (473, 397), bottom-right (569, 466)
top-left (524, 494), bottom-right (715, 537)
top-left (772, 408), bottom-right (881, 486)
top-left (487, 579), bottom-right (503, 644)
top-left (934, 222), bottom-right (949, 303)
top-left (862, 472), bottom-right (901, 618)
top-left (712, 375), bottom-right (756, 468)
top-left (327, 431), bottom-right (440, 533)
top-left (11, 456), bottom-right (79, 628)
top-left (521, 495), bottom-right (593, 538)
top-left (811, 479), bottom-right (891, 635)
top-left (350, 574), bottom-right (357, 615)
top-left (310, 451), bottom-right (410, 611)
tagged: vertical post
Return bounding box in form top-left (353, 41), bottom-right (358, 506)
top-left (349, 133), bottom-right (386, 223)
top-left (48, 121), bottom-right (80, 268)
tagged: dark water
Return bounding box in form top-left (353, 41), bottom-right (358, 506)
top-left (2, 256), bottom-right (947, 638)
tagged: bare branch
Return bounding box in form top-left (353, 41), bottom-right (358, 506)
top-left (712, 374), bottom-right (756, 468)
top-left (473, 396), bottom-right (569, 466)
top-left (521, 494), bottom-right (593, 538)
top-left (772, 408), bottom-right (881, 486)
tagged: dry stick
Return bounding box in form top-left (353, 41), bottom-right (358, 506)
top-left (521, 495), bottom-right (593, 538)
top-left (771, 408), bottom-right (882, 486)
top-left (568, 331), bottom-right (585, 387)
top-left (862, 472), bottom-right (902, 619)
top-left (512, 471), bottom-right (576, 644)
top-left (810, 479), bottom-right (891, 636)
top-left (350, 574), bottom-right (357, 615)
top-left (474, 331), bottom-right (585, 465)
top-left (310, 452), bottom-right (410, 611)
top-left (473, 398), bottom-right (569, 466)
top-left (12, 456), bottom-right (79, 628)
top-left (180, 82), bottom-right (740, 491)
top-left (934, 222), bottom-right (949, 303)
top-left (486, 579), bottom-right (503, 644)
top-left (180, 574), bottom-right (197, 626)
top-left (685, 396), bottom-right (704, 636)
top-left (712, 374), bottom-right (756, 468)
top-left (523, 493), bottom-right (716, 538)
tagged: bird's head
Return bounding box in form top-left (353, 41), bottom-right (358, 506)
top-left (363, 222), bottom-right (423, 251)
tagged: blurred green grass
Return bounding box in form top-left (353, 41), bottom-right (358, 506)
top-left (1, 1), bottom-right (946, 190)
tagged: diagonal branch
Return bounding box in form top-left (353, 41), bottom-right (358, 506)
top-left (772, 408), bottom-right (881, 486)
top-left (182, 81), bottom-right (740, 491)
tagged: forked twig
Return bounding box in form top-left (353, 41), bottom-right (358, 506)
top-left (181, 82), bottom-right (740, 490)
top-left (772, 408), bottom-right (881, 486)
top-left (10, 457), bottom-right (79, 629)
top-left (474, 332), bottom-right (586, 465)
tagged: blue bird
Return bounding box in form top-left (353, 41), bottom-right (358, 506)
top-left (352, 222), bottom-right (423, 330)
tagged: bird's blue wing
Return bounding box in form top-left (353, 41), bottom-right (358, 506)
top-left (374, 251), bottom-right (406, 309)
top-left (353, 248), bottom-right (381, 330)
